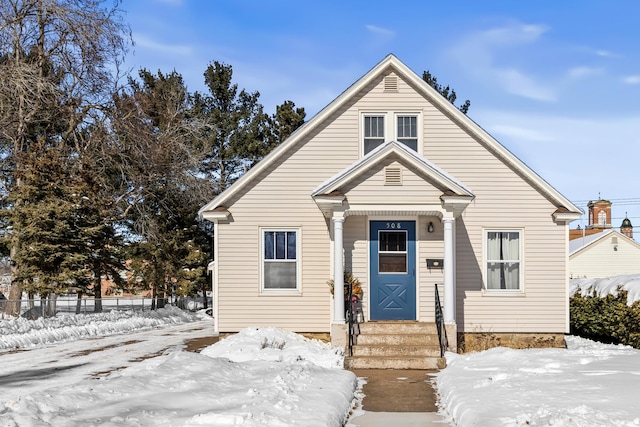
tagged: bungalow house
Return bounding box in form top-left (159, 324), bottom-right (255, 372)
top-left (199, 54), bottom-right (582, 362)
top-left (570, 229), bottom-right (640, 278)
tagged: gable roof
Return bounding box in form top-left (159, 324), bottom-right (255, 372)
top-left (312, 140), bottom-right (473, 197)
top-left (570, 229), bottom-right (640, 256)
top-left (199, 54), bottom-right (581, 217)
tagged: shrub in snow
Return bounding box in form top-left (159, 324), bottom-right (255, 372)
top-left (570, 289), bottom-right (640, 348)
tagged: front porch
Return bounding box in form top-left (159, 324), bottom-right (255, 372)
top-left (342, 321), bottom-right (454, 370)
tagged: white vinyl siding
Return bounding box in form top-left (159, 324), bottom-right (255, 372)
top-left (570, 234), bottom-right (640, 278)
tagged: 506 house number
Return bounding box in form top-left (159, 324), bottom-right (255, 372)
top-left (386, 222), bottom-right (402, 229)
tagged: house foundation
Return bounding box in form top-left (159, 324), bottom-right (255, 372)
top-left (458, 332), bottom-right (566, 352)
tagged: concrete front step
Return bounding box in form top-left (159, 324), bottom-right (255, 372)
top-left (352, 344), bottom-right (442, 357)
top-left (358, 321), bottom-right (438, 335)
top-left (356, 333), bottom-right (441, 346)
top-left (344, 355), bottom-right (446, 370)
top-left (346, 321), bottom-right (446, 369)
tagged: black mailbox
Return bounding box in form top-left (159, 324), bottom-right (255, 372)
top-left (426, 259), bottom-right (444, 269)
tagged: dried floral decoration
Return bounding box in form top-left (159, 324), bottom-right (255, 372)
top-left (327, 271), bottom-right (363, 301)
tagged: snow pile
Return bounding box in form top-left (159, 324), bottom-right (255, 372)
top-left (570, 273), bottom-right (640, 305)
top-left (0, 324), bottom-right (357, 427)
top-left (201, 326), bottom-right (345, 369)
top-left (0, 306), bottom-right (205, 351)
top-left (437, 335), bottom-right (640, 426)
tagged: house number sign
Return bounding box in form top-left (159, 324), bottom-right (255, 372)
top-left (385, 222), bottom-right (403, 229)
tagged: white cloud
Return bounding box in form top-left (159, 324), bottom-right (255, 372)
top-left (133, 33), bottom-right (193, 56)
top-left (449, 22), bottom-right (555, 102)
top-left (566, 66), bottom-right (604, 79)
top-left (480, 23), bottom-right (548, 45)
top-left (365, 25), bottom-right (395, 37)
top-left (623, 75), bottom-right (640, 84)
top-left (595, 49), bottom-right (618, 58)
top-left (488, 124), bottom-right (555, 143)
top-left (498, 68), bottom-right (556, 101)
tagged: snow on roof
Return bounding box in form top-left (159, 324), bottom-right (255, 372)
top-left (569, 229), bottom-right (616, 255)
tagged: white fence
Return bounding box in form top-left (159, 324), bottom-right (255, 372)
top-left (0, 296), bottom-right (212, 317)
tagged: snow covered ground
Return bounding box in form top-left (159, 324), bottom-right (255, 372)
top-left (438, 336), bottom-right (640, 426)
top-left (0, 308), bottom-right (357, 426)
top-left (2, 275), bottom-right (640, 426)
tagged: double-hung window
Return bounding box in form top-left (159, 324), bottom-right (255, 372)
top-left (364, 116), bottom-right (385, 154)
top-left (362, 113), bottom-right (420, 155)
top-left (262, 229), bottom-right (299, 290)
top-left (485, 230), bottom-right (521, 290)
top-left (396, 115), bottom-right (417, 151)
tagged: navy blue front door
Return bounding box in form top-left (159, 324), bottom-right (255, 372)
top-left (369, 220), bottom-right (416, 320)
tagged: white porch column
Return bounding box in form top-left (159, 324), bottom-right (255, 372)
top-left (332, 215), bottom-right (345, 323)
top-left (443, 217), bottom-right (455, 323)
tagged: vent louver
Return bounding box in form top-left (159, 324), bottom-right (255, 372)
top-left (384, 75), bottom-right (398, 92)
top-left (385, 167), bottom-right (402, 185)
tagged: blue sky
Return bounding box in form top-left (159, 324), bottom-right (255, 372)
top-left (122, 0), bottom-right (640, 230)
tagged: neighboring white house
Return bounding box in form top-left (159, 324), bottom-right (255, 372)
top-left (570, 229), bottom-right (640, 278)
top-left (199, 54), bottom-right (582, 352)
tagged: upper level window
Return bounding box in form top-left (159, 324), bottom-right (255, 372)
top-left (364, 116), bottom-right (385, 154)
top-left (397, 116), bottom-right (417, 151)
top-left (362, 113), bottom-right (420, 155)
top-left (598, 210), bottom-right (606, 226)
top-left (262, 229), bottom-right (299, 290)
top-left (485, 230), bottom-right (521, 291)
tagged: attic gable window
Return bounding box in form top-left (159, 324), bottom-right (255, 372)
top-left (364, 116), bottom-right (385, 154)
top-left (362, 113), bottom-right (421, 155)
top-left (397, 116), bottom-right (417, 151)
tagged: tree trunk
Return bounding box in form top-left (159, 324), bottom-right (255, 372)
top-left (151, 281), bottom-right (157, 310)
top-left (4, 244), bottom-right (22, 315)
top-left (5, 282), bottom-right (22, 316)
top-left (202, 273), bottom-right (209, 310)
top-left (94, 273), bottom-right (103, 313)
top-left (75, 291), bottom-right (83, 314)
top-left (46, 293), bottom-right (57, 317)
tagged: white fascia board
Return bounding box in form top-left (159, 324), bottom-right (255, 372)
top-left (200, 210), bottom-right (230, 222)
top-left (553, 211), bottom-right (582, 224)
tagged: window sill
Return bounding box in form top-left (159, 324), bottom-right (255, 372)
top-left (260, 290), bottom-right (302, 297)
top-left (482, 289), bottom-right (525, 296)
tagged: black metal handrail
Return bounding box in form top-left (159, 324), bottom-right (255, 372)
top-left (345, 281), bottom-right (360, 357)
top-left (434, 283), bottom-right (449, 357)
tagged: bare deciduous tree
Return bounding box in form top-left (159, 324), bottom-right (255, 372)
top-left (0, 0), bottom-right (131, 315)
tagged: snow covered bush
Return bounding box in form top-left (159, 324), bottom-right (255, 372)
top-left (570, 289), bottom-right (640, 348)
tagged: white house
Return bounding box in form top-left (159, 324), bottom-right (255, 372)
top-left (570, 229), bottom-right (640, 278)
top-left (199, 54), bottom-right (582, 357)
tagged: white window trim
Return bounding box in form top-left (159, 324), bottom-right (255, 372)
top-left (260, 227), bottom-right (302, 294)
top-left (359, 111), bottom-right (423, 156)
top-left (482, 228), bottom-right (524, 293)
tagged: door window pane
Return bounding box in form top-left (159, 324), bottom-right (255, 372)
top-left (379, 231), bottom-right (407, 273)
